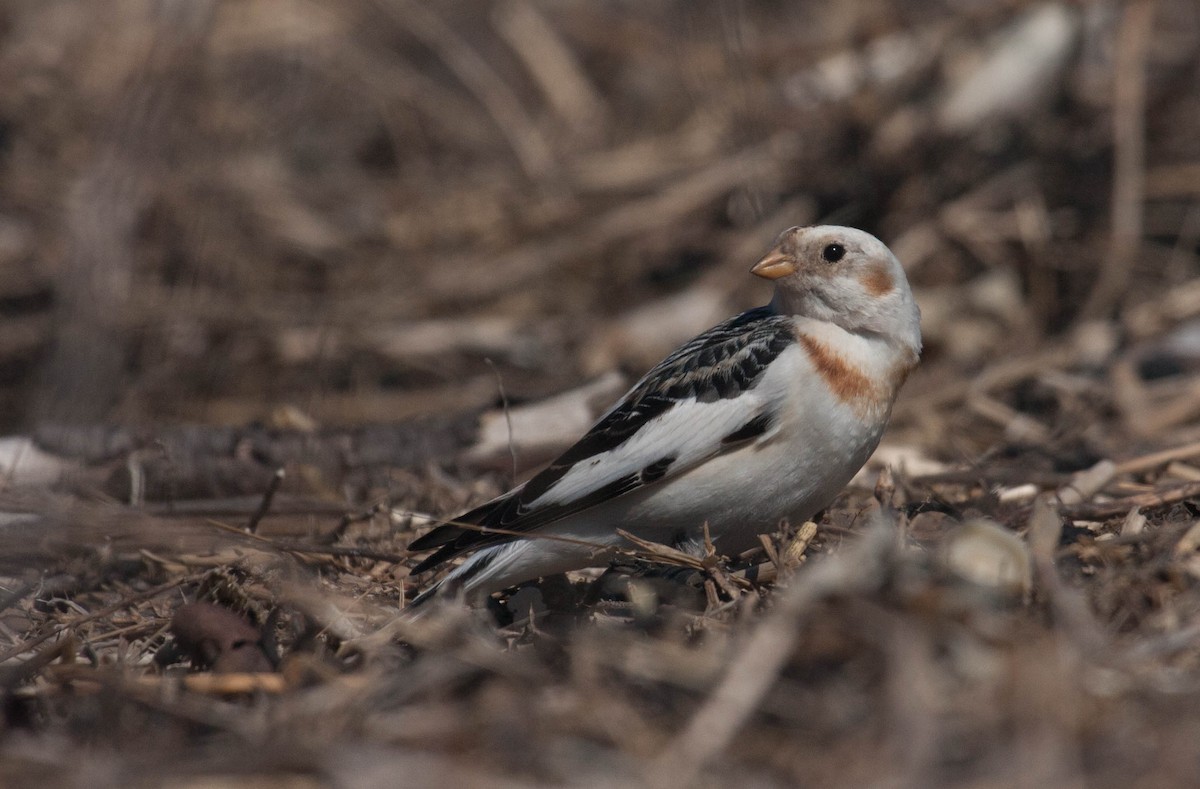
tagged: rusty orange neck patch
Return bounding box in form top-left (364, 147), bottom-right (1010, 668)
top-left (795, 332), bottom-right (917, 417)
top-left (858, 262), bottom-right (894, 297)
top-left (796, 333), bottom-right (879, 412)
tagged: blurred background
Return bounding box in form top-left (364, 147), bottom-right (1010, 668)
top-left (0, 0), bottom-right (1197, 456)
top-left (6, 5), bottom-right (1200, 785)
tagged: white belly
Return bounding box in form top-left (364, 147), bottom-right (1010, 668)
top-left (622, 394), bottom-right (883, 551)
top-left (542, 368), bottom-right (887, 555)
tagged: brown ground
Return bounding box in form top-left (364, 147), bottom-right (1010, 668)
top-left (2, 1), bottom-right (1200, 786)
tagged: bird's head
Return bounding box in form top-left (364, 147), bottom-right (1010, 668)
top-left (752, 225), bottom-right (921, 352)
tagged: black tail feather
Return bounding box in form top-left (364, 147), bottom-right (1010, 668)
top-left (405, 579), bottom-right (444, 610)
top-left (409, 541), bottom-right (467, 575)
top-left (407, 490), bottom-right (519, 573)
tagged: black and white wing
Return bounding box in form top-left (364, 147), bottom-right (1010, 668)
top-left (409, 306), bottom-right (796, 573)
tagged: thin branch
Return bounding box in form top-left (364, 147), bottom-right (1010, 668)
top-left (245, 467), bottom-right (285, 534)
top-left (1080, 0), bottom-right (1157, 318)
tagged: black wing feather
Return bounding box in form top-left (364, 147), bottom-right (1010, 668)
top-left (409, 305), bottom-right (794, 572)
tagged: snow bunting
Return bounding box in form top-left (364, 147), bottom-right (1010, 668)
top-left (408, 225), bottom-right (921, 606)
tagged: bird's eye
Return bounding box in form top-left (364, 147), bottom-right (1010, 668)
top-left (822, 243), bottom-right (846, 263)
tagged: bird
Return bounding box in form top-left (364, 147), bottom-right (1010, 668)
top-left (407, 225), bottom-right (921, 607)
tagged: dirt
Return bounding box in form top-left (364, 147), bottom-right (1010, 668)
top-left (2, 1), bottom-right (1200, 786)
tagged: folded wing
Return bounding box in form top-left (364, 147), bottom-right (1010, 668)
top-left (408, 306), bottom-right (796, 573)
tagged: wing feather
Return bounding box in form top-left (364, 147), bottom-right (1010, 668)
top-left (410, 306), bottom-right (796, 571)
